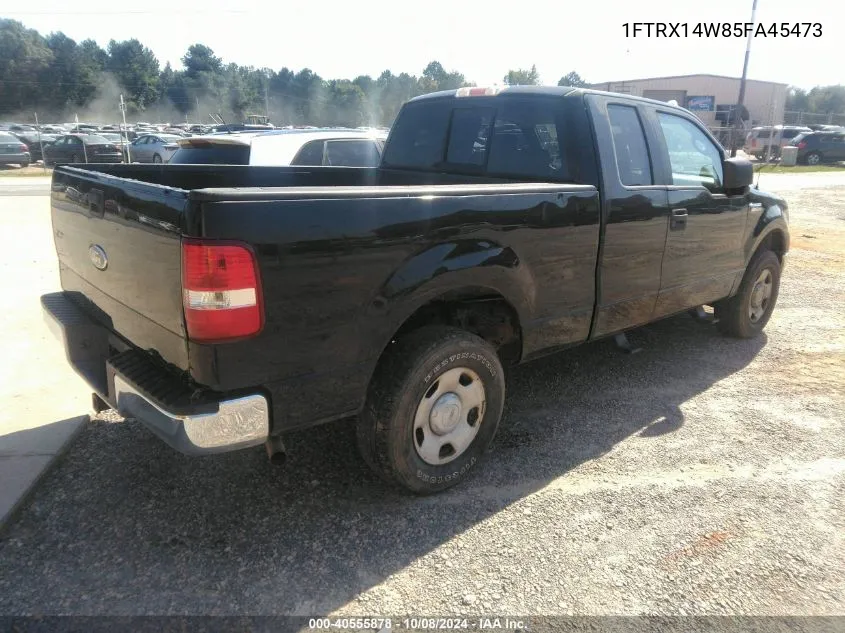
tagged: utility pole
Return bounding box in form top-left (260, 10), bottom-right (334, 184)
top-left (34, 112), bottom-right (47, 173)
top-left (733, 0), bottom-right (759, 157)
top-left (119, 95), bottom-right (131, 162)
top-left (265, 73), bottom-right (270, 120)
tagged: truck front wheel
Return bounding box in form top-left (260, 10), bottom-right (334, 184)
top-left (357, 326), bottom-right (505, 494)
top-left (715, 249), bottom-right (781, 338)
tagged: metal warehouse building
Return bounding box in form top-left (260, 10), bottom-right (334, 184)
top-left (589, 74), bottom-right (788, 131)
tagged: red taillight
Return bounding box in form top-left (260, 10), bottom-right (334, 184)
top-left (751, 139), bottom-right (757, 148)
top-left (181, 238), bottom-right (264, 343)
top-left (20, 144), bottom-right (28, 152)
top-left (797, 141), bottom-right (807, 149)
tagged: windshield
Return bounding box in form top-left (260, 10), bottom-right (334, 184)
top-left (100, 134), bottom-right (122, 142)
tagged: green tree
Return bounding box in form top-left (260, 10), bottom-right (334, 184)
top-left (504, 65), bottom-right (540, 86)
top-left (324, 80), bottom-right (366, 126)
top-left (107, 39), bottom-right (160, 109)
top-left (558, 71), bottom-right (588, 87)
top-left (182, 44), bottom-right (223, 75)
top-left (0, 19), bottom-right (54, 115)
top-left (419, 61), bottom-right (467, 93)
top-left (808, 85), bottom-right (845, 114)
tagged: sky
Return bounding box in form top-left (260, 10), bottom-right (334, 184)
top-left (3, 0), bottom-right (842, 90)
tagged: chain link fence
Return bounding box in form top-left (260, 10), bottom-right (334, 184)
top-left (783, 111), bottom-right (845, 127)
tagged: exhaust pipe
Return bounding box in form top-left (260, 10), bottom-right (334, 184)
top-left (265, 435), bottom-right (287, 465)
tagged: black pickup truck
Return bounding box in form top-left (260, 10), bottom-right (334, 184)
top-left (42, 86), bottom-right (789, 494)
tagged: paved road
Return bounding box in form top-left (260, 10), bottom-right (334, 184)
top-left (0, 175), bottom-right (843, 618)
top-left (0, 177), bottom-right (51, 197)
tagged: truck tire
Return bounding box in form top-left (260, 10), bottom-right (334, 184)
top-left (357, 326), bottom-right (505, 494)
top-left (715, 249), bottom-right (781, 338)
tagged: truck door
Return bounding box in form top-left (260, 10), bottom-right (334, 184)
top-left (648, 110), bottom-right (749, 318)
top-left (586, 96), bottom-right (670, 338)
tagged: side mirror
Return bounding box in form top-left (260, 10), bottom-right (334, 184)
top-left (722, 156), bottom-right (753, 189)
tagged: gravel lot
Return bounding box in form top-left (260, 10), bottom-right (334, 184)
top-left (0, 174), bottom-right (843, 619)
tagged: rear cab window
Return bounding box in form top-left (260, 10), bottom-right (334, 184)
top-left (382, 94), bottom-right (597, 184)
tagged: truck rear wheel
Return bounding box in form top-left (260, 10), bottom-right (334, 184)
top-left (357, 326), bottom-right (505, 494)
top-left (715, 249), bottom-right (781, 338)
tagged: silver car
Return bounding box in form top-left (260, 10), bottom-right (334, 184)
top-left (128, 133), bottom-right (183, 163)
top-left (0, 132), bottom-right (31, 167)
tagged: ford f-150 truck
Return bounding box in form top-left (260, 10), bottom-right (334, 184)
top-left (42, 86), bottom-right (789, 494)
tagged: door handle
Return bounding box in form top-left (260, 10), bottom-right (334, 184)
top-left (670, 208), bottom-right (688, 231)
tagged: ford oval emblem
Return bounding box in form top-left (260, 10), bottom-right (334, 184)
top-left (89, 244), bottom-right (108, 271)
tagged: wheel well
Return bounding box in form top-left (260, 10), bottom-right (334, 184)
top-left (757, 229), bottom-right (787, 263)
top-left (390, 290), bottom-right (523, 365)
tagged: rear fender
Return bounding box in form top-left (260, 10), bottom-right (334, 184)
top-left (365, 239), bottom-right (536, 354)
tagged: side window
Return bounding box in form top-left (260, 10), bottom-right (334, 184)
top-left (291, 140), bottom-right (325, 165)
top-left (606, 105), bottom-right (653, 186)
top-left (445, 107), bottom-right (494, 167)
top-left (486, 99), bottom-right (565, 179)
top-left (657, 112), bottom-right (724, 190)
top-left (324, 140), bottom-right (381, 166)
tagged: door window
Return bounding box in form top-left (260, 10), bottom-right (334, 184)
top-left (291, 140), bottom-right (325, 165)
top-left (607, 105), bottom-right (653, 186)
top-left (324, 140), bottom-right (381, 166)
top-left (657, 113), bottom-right (724, 191)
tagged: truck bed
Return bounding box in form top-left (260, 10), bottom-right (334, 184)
top-left (49, 163), bottom-right (600, 431)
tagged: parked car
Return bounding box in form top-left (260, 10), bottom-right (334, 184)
top-left (127, 133), bottom-right (184, 163)
top-left (42, 134), bottom-right (123, 165)
top-left (41, 86), bottom-right (788, 494)
top-left (744, 125), bottom-right (812, 159)
top-left (0, 132), bottom-right (31, 167)
top-left (97, 132), bottom-right (132, 160)
top-left (806, 124), bottom-right (845, 132)
top-left (169, 129), bottom-right (388, 166)
top-left (10, 132), bottom-right (58, 162)
top-left (790, 131), bottom-right (845, 165)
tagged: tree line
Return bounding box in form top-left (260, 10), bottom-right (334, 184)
top-left (4, 19), bottom-right (840, 128)
top-left (0, 19), bottom-right (589, 127)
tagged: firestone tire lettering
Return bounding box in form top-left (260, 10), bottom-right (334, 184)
top-left (424, 352), bottom-right (496, 384)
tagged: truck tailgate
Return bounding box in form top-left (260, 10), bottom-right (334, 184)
top-left (50, 166), bottom-right (190, 369)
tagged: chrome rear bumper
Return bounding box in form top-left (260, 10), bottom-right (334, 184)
top-left (42, 291), bottom-right (270, 455)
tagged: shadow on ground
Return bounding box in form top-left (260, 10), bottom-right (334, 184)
top-left (0, 313), bottom-right (767, 615)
